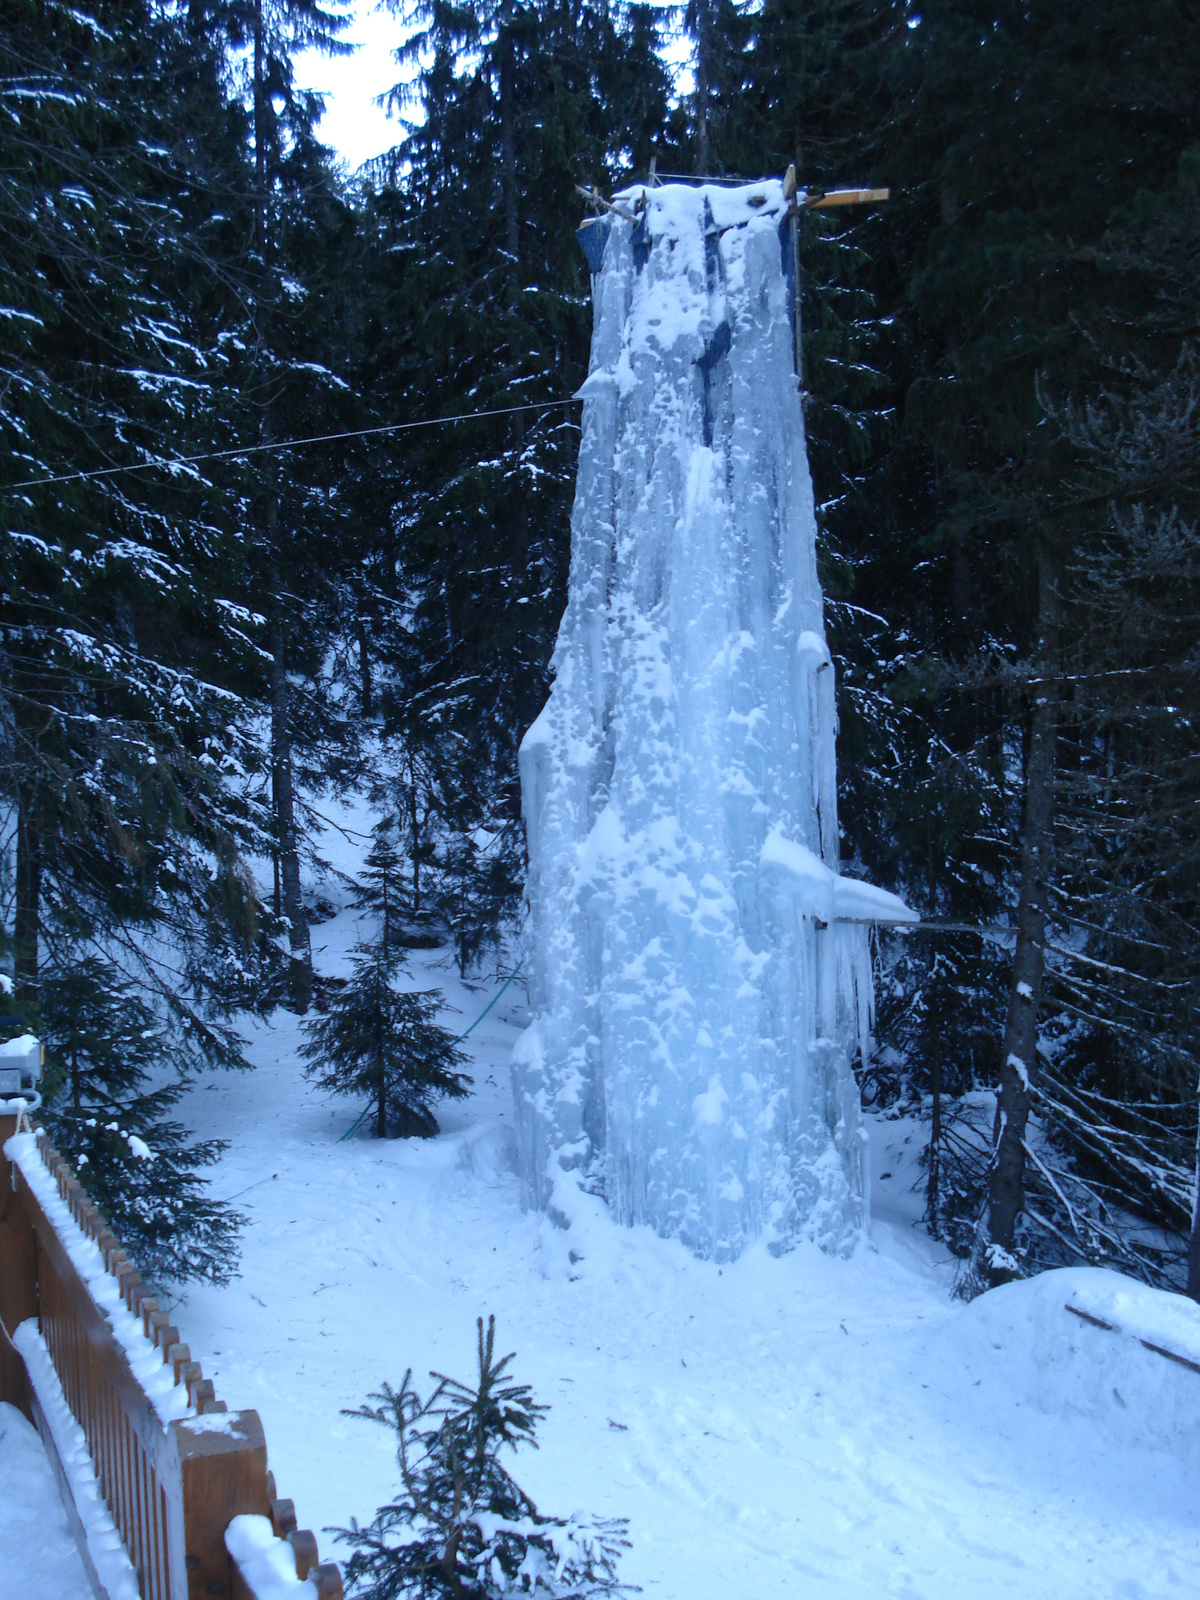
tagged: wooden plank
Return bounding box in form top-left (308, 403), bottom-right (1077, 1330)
top-left (269, 1497), bottom-right (297, 1537)
top-left (170, 1411), bottom-right (270, 1600)
top-left (803, 187), bottom-right (890, 210)
top-left (312, 1565), bottom-right (344, 1599)
top-left (1064, 1301), bottom-right (1200, 1376)
top-left (0, 1113), bottom-right (39, 1351)
top-left (0, 1311), bottom-right (33, 1421)
top-left (289, 1529), bottom-right (319, 1578)
top-left (27, 1379), bottom-right (114, 1600)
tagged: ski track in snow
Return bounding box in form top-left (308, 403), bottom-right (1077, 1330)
top-left (163, 803), bottom-right (1200, 1600)
top-left (7, 795), bottom-right (1199, 1598)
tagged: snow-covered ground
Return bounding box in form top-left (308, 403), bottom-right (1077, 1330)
top-left (0, 1401), bottom-right (92, 1599)
top-left (7, 805), bottom-right (1200, 1598)
top-left (168, 822), bottom-right (1199, 1599)
top-left (171, 984), bottom-right (1200, 1596)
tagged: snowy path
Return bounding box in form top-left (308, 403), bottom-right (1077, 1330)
top-left (172, 935), bottom-right (1200, 1600)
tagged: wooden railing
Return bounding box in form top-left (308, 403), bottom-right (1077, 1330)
top-left (0, 1116), bottom-right (343, 1600)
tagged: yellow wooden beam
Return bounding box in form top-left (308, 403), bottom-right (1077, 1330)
top-left (802, 187), bottom-right (890, 209)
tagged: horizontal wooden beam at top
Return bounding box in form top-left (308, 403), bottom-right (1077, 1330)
top-left (581, 177), bottom-right (891, 219)
top-left (802, 188), bottom-right (891, 209)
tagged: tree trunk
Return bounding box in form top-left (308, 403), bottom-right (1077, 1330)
top-left (695, 1), bottom-right (710, 174)
top-left (498, 0), bottom-right (518, 269)
top-left (1186, 1117), bottom-right (1200, 1301)
top-left (269, 603), bottom-right (311, 1012)
top-left (409, 755), bottom-right (421, 917)
top-left (987, 555), bottom-right (1060, 1285)
top-left (253, 0), bottom-right (268, 262)
top-left (14, 801), bottom-right (40, 1000)
top-left (925, 789), bottom-right (942, 1231)
top-left (357, 608), bottom-right (373, 717)
top-left (927, 1027), bottom-right (942, 1232)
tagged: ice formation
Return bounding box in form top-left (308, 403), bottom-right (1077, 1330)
top-left (514, 180), bottom-right (914, 1261)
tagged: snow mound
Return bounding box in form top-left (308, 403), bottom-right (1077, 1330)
top-left (226, 1515), bottom-right (316, 1598)
top-left (0, 1401), bottom-right (92, 1600)
top-left (926, 1267), bottom-right (1200, 1460)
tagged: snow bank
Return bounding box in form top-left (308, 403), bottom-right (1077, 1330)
top-left (517, 179), bottom-right (913, 1261)
top-left (0, 1400), bottom-right (92, 1600)
top-left (226, 1515), bottom-right (321, 1598)
top-left (926, 1267), bottom-right (1200, 1459)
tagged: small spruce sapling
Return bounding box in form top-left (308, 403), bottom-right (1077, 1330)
top-left (300, 942), bottom-right (471, 1137)
top-left (38, 957), bottom-right (243, 1285)
top-left (336, 1315), bottom-right (633, 1599)
top-left (352, 820), bottom-right (411, 954)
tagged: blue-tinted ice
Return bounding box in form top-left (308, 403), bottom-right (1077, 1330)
top-left (515, 181), bottom-right (913, 1260)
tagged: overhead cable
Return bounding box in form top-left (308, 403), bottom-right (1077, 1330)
top-left (5, 397), bottom-right (580, 493)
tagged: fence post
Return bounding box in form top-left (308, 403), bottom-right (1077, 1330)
top-left (0, 1112), bottom-right (37, 1417)
top-left (170, 1410), bottom-right (271, 1600)
top-left (4, 1126), bottom-right (343, 1599)
top-left (0, 1319), bottom-right (32, 1420)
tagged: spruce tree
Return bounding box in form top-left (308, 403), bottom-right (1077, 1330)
top-left (1018, 178), bottom-right (1200, 1295)
top-left (867, 0), bottom-right (1200, 1286)
top-left (697, 0), bottom-right (1200, 1289)
top-left (300, 944), bottom-right (471, 1137)
top-left (347, 0), bottom-right (676, 972)
top-left (202, 0), bottom-right (358, 1012)
top-left (38, 957), bottom-right (243, 1286)
top-left (352, 819), bottom-right (413, 953)
top-left (336, 1315), bottom-right (631, 1599)
top-left (0, 0), bottom-right (284, 1058)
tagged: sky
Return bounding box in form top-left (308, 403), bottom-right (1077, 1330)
top-left (295, 0), bottom-right (692, 174)
top-left (294, 0), bottom-right (411, 171)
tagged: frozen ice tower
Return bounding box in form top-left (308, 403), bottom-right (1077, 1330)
top-left (515, 180), bottom-right (913, 1261)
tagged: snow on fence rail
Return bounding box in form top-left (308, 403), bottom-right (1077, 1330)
top-left (0, 1114), bottom-right (342, 1600)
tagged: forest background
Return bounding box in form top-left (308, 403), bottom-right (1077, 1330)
top-left (2, 0), bottom-right (1197, 1297)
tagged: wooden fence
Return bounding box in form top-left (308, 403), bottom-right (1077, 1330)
top-left (0, 1114), bottom-right (343, 1600)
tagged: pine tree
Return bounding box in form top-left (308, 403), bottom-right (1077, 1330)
top-left (38, 957), bottom-right (243, 1286)
top-left (870, 0), bottom-right (1200, 1287)
top-left (0, 0), bottom-right (284, 1056)
top-left (1009, 173), bottom-right (1200, 1295)
top-left (694, 0), bottom-right (1200, 1290)
top-left (204, 0), bottom-right (358, 1012)
top-left (370, 706), bottom-right (525, 970)
top-left (685, 0), bottom-right (752, 176)
top-left (346, 0), bottom-right (675, 972)
top-left (352, 819), bottom-right (413, 953)
top-left (336, 1315), bottom-right (631, 1599)
top-left (300, 944), bottom-right (471, 1137)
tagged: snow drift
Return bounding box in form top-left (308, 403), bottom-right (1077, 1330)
top-left (924, 1267), bottom-right (1200, 1463)
top-left (515, 179), bottom-right (913, 1261)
